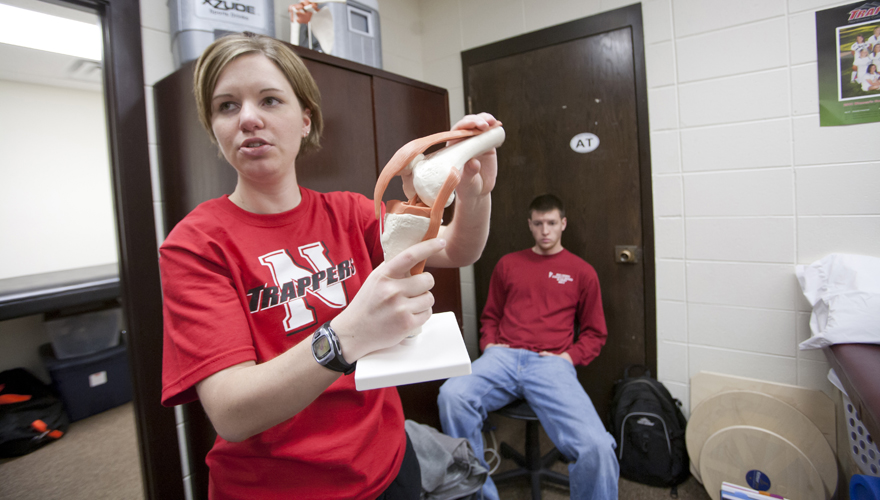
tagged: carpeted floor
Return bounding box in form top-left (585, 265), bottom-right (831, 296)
top-left (0, 402), bottom-right (144, 500)
top-left (0, 401), bottom-right (712, 500)
top-left (487, 413), bottom-right (712, 500)
top-left (498, 475), bottom-right (710, 500)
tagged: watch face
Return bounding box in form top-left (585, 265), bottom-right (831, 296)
top-left (313, 335), bottom-right (332, 360)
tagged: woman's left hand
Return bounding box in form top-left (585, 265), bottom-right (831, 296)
top-left (399, 112), bottom-right (500, 202)
top-left (448, 112), bottom-right (500, 201)
top-left (400, 112), bottom-right (501, 269)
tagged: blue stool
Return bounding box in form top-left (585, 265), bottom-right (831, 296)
top-left (492, 399), bottom-right (570, 500)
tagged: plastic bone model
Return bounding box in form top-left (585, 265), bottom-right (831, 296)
top-left (288, 1), bottom-right (319, 24)
top-left (289, 1), bottom-right (341, 52)
top-left (373, 125), bottom-right (506, 276)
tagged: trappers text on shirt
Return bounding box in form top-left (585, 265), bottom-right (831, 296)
top-left (246, 244), bottom-right (357, 318)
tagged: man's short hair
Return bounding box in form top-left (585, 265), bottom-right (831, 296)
top-left (529, 194), bottom-right (565, 218)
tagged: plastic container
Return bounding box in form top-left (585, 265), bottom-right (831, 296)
top-left (170, 0), bottom-right (275, 68)
top-left (44, 306), bottom-right (122, 359)
top-left (851, 475), bottom-right (880, 500)
top-left (844, 392), bottom-right (880, 476)
top-left (292, 0), bottom-right (382, 69)
top-left (39, 341), bottom-right (132, 422)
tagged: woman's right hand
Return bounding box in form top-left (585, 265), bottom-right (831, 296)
top-left (330, 238), bottom-right (447, 361)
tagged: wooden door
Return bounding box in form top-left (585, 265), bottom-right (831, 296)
top-left (463, 5), bottom-right (655, 424)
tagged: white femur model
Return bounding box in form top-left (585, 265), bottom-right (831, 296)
top-left (374, 126), bottom-right (506, 274)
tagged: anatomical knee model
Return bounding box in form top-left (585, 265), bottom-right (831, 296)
top-left (373, 125), bottom-right (504, 342)
top-left (374, 125), bottom-right (506, 276)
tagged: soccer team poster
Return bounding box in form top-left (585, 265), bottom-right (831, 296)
top-left (816, 2), bottom-right (880, 126)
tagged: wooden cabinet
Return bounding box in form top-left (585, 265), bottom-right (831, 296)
top-left (154, 45), bottom-right (459, 498)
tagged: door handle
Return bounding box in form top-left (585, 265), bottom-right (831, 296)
top-left (615, 245), bottom-right (639, 264)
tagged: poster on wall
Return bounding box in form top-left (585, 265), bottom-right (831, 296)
top-left (816, 2), bottom-right (880, 126)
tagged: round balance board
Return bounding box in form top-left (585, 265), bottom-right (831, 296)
top-left (699, 425), bottom-right (825, 500)
top-left (686, 390), bottom-right (836, 498)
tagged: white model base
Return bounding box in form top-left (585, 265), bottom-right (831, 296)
top-left (355, 312), bottom-right (471, 391)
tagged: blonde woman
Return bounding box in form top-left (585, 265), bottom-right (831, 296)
top-left (159, 32), bottom-right (499, 499)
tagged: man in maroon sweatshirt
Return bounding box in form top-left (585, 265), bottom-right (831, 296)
top-left (438, 194), bottom-right (619, 500)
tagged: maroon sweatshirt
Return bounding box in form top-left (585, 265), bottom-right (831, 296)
top-left (479, 248), bottom-right (608, 366)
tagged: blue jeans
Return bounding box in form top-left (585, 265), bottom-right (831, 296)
top-left (438, 347), bottom-right (619, 500)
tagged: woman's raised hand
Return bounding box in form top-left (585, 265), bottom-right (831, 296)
top-left (398, 112), bottom-right (501, 201)
top-left (449, 112), bottom-right (500, 200)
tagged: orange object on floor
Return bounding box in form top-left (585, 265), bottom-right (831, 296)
top-left (31, 419), bottom-right (64, 439)
top-left (0, 394), bottom-right (32, 405)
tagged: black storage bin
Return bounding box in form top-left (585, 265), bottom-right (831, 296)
top-left (39, 342), bottom-right (132, 422)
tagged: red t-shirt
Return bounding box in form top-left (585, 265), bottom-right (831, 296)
top-left (478, 249), bottom-right (608, 366)
top-left (159, 188), bottom-right (404, 500)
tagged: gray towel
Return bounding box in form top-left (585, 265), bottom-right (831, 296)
top-left (405, 420), bottom-right (488, 500)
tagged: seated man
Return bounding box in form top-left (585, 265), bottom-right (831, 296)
top-left (438, 194), bottom-right (619, 500)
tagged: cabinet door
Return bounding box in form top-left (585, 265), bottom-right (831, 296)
top-left (297, 60), bottom-right (376, 196)
top-left (373, 76), bottom-right (449, 202)
top-left (155, 60), bottom-right (238, 229)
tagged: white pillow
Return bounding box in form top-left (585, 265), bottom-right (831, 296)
top-left (797, 253), bottom-right (880, 350)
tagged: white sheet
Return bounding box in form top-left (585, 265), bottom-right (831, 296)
top-left (797, 253), bottom-right (880, 349)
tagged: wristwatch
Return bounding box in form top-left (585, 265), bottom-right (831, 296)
top-left (311, 322), bottom-right (356, 375)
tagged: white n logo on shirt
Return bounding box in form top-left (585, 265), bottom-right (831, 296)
top-left (250, 242), bottom-right (355, 333)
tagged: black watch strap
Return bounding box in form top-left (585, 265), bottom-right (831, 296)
top-left (311, 322), bottom-right (356, 375)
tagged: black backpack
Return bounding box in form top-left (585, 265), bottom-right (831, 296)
top-left (0, 368), bottom-right (69, 457)
top-left (608, 365), bottom-right (689, 488)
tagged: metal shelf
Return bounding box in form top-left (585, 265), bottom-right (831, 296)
top-left (0, 264), bottom-right (120, 321)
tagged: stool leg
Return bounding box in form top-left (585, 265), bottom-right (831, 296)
top-left (541, 469), bottom-right (571, 488)
top-left (525, 421), bottom-right (542, 500)
top-left (500, 441), bottom-right (527, 467)
top-left (493, 412), bottom-right (571, 498)
top-left (525, 420), bottom-right (541, 469)
top-left (540, 448), bottom-right (570, 487)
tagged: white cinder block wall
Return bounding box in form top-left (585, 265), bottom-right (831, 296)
top-left (138, 0), bottom-right (880, 488)
top-left (648, 0), bottom-right (879, 414)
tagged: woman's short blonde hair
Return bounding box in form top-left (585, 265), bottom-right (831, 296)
top-left (193, 32), bottom-right (323, 155)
